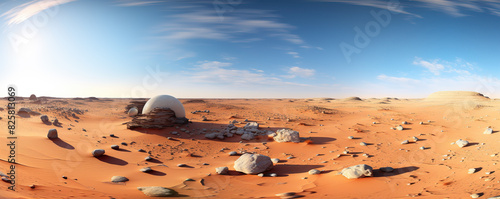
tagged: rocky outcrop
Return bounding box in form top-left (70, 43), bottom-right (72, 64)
top-left (125, 108), bottom-right (188, 129)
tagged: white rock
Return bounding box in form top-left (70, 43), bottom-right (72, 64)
top-left (111, 176), bottom-right (129, 183)
top-left (341, 164), bottom-right (373, 179)
top-left (137, 186), bottom-right (177, 197)
top-left (244, 122), bottom-right (259, 129)
top-left (273, 129), bottom-right (300, 143)
top-left (215, 167), bottom-right (229, 175)
top-left (456, 139), bottom-right (469, 148)
top-left (308, 169), bottom-right (321, 175)
top-left (271, 158), bottom-right (280, 164)
top-left (233, 154), bottom-right (273, 174)
top-left (484, 127), bottom-right (493, 134)
top-left (128, 107), bottom-right (139, 117)
top-left (468, 168), bottom-right (477, 174)
top-left (396, 125), bottom-right (404, 131)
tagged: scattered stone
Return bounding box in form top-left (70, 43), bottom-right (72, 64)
top-left (257, 173), bottom-right (264, 177)
top-left (380, 167), bottom-right (394, 172)
top-left (138, 149), bottom-right (146, 152)
top-left (396, 125), bottom-right (404, 131)
top-left (229, 151), bottom-right (238, 156)
top-left (401, 140), bottom-right (409, 145)
top-left (137, 186), bottom-right (177, 197)
top-left (471, 193), bottom-right (481, 198)
top-left (468, 168), bottom-right (477, 174)
top-left (419, 146), bottom-right (425, 150)
top-left (145, 156), bottom-right (152, 161)
top-left (62, 176), bottom-right (68, 179)
top-left (271, 158), bottom-right (280, 164)
top-left (341, 164), bottom-right (373, 179)
top-left (456, 139), bottom-right (469, 148)
top-left (29, 184), bottom-right (35, 189)
top-left (184, 178), bottom-right (195, 181)
top-left (140, 167), bottom-right (152, 173)
top-left (177, 164), bottom-right (187, 167)
top-left (270, 173), bottom-right (277, 177)
top-left (216, 167), bottom-right (229, 175)
top-left (111, 145), bottom-right (119, 150)
top-left (276, 192), bottom-right (295, 197)
top-left (233, 153), bottom-right (273, 174)
top-left (47, 129), bottom-right (58, 139)
top-left (171, 131), bottom-right (179, 135)
top-left (111, 176), bottom-right (129, 183)
top-left (348, 136), bottom-right (354, 139)
top-left (402, 121), bottom-right (408, 124)
top-left (484, 127), bottom-right (493, 134)
top-left (40, 115), bottom-right (50, 124)
top-left (412, 136), bottom-right (418, 142)
top-left (241, 133), bottom-right (254, 140)
top-left (273, 129), bottom-right (300, 143)
top-left (244, 122), bottom-right (259, 129)
top-left (92, 149), bottom-right (105, 157)
top-left (308, 169), bottom-right (321, 175)
top-left (121, 142), bottom-right (128, 146)
top-left (360, 142), bottom-right (367, 146)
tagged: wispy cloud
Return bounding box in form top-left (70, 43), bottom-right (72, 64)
top-left (116, 0), bottom-right (162, 7)
top-left (287, 51), bottom-right (300, 58)
top-left (316, 0), bottom-right (500, 18)
top-left (1, 0), bottom-right (76, 25)
top-left (316, 0), bottom-right (422, 18)
top-left (413, 57), bottom-right (474, 76)
top-left (158, 9), bottom-right (306, 45)
top-left (190, 61), bottom-right (311, 87)
top-left (285, 66), bottom-right (315, 78)
top-left (377, 74), bottom-right (420, 84)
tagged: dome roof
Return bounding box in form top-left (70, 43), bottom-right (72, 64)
top-left (142, 95), bottom-right (186, 118)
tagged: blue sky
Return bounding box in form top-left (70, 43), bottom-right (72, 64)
top-left (2, 0), bottom-right (500, 98)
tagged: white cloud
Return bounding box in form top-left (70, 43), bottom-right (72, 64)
top-left (413, 57), bottom-right (445, 75)
top-left (318, 0), bottom-right (500, 18)
top-left (316, 0), bottom-right (422, 18)
top-left (116, 0), bottom-right (161, 6)
top-left (286, 66), bottom-right (315, 78)
top-left (287, 52), bottom-right (300, 58)
top-left (159, 9), bottom-right (306, 45)
top-left (190, 61), bottom-right (311, 87)
top-left (377, 74), bottom-right (420, 83)
top-left (1, 0), bottom-right (76, 25)
top-left (413, 57), bottom-right (474, 76)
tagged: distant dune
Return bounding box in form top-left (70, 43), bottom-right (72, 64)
top-left (426, 91), bottom-right (490, 101)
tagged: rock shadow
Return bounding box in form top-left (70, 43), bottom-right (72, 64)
top-left (50, 138), bottom-right (75, 150)
top-left (97, 155), bottom-right (128, 166)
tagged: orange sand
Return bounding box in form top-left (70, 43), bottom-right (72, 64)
top-left (0, 96), bottom-right (499, 198)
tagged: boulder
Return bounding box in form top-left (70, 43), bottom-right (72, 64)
top-left (241, 133), bottom-right (254, 140)
top-left (92, 149), bottom-right (105, 157)
top-left (40, 115), bottom-right (50, 124)
top-left (396, 125), bottom-right (404, 131)
top-left (244, 122), bottom-right (259, 129)
top-left (233, 154), bottom-right (273, 174)
top-left (111, 145), bottom-right (119, 150)
top-left (47, 129), bottom-right (58, 139)
top-left (273, 129), bottom-right (300, 143)
top-left (484, 127), bottom-right (493, 134)
top-left (137, 186), bottom-right (178, 197)
top-left (456, 139), bottom-right (469, 148)
top-left (341, 164), bottom-right (373, 179)
top-left (308, 169), bottom-right (321, 175)
top-left (215, 167), bottom-right (229, 175)
top-left (111, 176), bottom-right (129, 183)
top-left (140, 167), bottom-right (152, 173)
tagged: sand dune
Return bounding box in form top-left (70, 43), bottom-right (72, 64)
top-left (426, 91), bottom-right (490, 101)
top-left (0, 93), bottom-right (499, 198)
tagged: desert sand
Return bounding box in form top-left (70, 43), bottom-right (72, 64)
top-left (0, 91), bottom-right (499, 198)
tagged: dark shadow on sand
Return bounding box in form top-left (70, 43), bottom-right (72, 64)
top-left (51, 138), bottom-right (75, 150)
top-left (97, 155), bottom-right (128, 166)
top-left (373, 166), bottom-right (419, 177)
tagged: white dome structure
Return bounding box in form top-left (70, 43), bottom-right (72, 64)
top-left (142, 95), bottom-right (186, 118)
